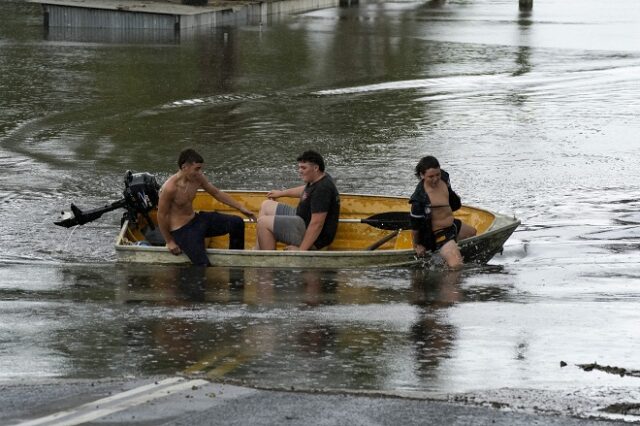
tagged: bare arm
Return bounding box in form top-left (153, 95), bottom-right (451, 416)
top-left (201, 178), bottom-right (256, 220)
top-left (157, 187), bottom-right (181, 255)
top-left (267, 185), bottom-right (305, 200)
top-left (290, 211), bottom-right (327, 251)
top-left (412, 229), bottom-right (426, 257)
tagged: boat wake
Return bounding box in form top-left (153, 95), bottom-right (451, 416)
top-left (159, 92), bottom-right (267, 109)
top-left (312, 61), bottom-right (640, 107)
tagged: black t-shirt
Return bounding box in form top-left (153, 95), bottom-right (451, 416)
top-left (296, 174), bottom-right (340, 249)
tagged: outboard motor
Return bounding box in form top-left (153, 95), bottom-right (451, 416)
top-left (121, 171), bottom-right (160, 229)
top-left (55, 171), bottom-right (160, 229)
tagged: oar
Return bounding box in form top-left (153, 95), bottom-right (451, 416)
top-left (365, 229), bottom-right (400, 251)
top-left (339, 211), bottom-right (412, 231)
top-left (242, 211), bottom-right (412, 230)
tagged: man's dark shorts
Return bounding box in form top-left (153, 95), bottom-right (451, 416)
top-left (433, 218), bottom-right (462, 250)
top-left (171, 211), bottom-right (244, 266)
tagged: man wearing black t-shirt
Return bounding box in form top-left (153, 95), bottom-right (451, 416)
top-left (256, 150), bottom-right (340, 251)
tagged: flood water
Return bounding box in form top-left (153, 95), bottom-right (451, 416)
top-left (1, 0), bottom-right (640, 421)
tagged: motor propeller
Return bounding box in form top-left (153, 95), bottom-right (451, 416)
top-left (55, 171), bottom-right (160, 229)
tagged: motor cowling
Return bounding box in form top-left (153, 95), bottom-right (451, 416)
top-left (122, 171), bottom-right (160, 229)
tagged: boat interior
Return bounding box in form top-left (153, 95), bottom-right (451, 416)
top-left (120, 191), bottom-right (497, 251)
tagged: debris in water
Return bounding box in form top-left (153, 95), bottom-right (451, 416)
top-left (577, 362), bottom-right (640, 377)
top-left (601, 403), bottom-right (640, 415)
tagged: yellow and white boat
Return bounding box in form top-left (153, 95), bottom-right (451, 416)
top-left (114, 191), bottom-right (519, 268)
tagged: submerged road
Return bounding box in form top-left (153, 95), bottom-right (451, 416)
top-left (1, 377), bottom-right (626, 425)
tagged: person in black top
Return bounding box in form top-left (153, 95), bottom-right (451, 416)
top-left (409, 156), bottom-right (476, 268)
top-left (256, 150), bottom-right (340, 251)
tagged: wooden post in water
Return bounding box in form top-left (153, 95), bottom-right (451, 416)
top-left (519, 0), bottom-right (533, 11)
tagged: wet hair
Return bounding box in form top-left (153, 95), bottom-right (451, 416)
top-left (297, 150), bottom-right (325, 172)
top-left (178, 148), bottom-right (204, 168)
top-left (414, 155), bottom-right (440, 178)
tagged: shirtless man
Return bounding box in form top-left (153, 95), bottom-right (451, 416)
top-left (157, 148), bottom-right (256, 266)
top-left (409, 156), bottom-right (476, 269)
top-left (255, 150), bottom-right (340, 251)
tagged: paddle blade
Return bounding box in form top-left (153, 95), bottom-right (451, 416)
top-left (361, 211), bottom-right (411, 230)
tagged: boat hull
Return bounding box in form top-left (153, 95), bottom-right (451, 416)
top-left (115, 191), bottom-right (519, 268)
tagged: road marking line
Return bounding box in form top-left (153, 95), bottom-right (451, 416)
top-left (15, 378), bottom-right (208, 426)
top-left (15, 377), bottom-right (183, 426)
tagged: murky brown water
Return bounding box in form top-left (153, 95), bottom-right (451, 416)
top-left (1, 0), bottom-right (640, 421)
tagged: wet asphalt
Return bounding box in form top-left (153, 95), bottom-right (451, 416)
top-left (1, 377), bottom-right (626, 425)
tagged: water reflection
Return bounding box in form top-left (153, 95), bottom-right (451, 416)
top-left (514, 10), bottom-right (532, 77)
top-left (409, 268), bottom-right (461, 376)
top-left (410, 267), bottom-right (462, 307)
top-left (424, 0), bottom-right (446, 9)
top-left (117, 265), bottom-right (345, 306)
top-left (519, 0), bottom-right (533, 12)
top-left (2, 262), bottom-right (514, 389)
top-left (112, 266), bottom-right (344, 381)
top-left (44, 27), bottom-right (180, 44)
top-left (105, 265), bottom-right (483, 390)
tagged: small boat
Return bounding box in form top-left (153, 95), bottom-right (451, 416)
top-left (114, 191), bottom-right (520, 268)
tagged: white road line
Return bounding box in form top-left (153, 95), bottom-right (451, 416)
top-left (15, 378), bottom-right (209, 426)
